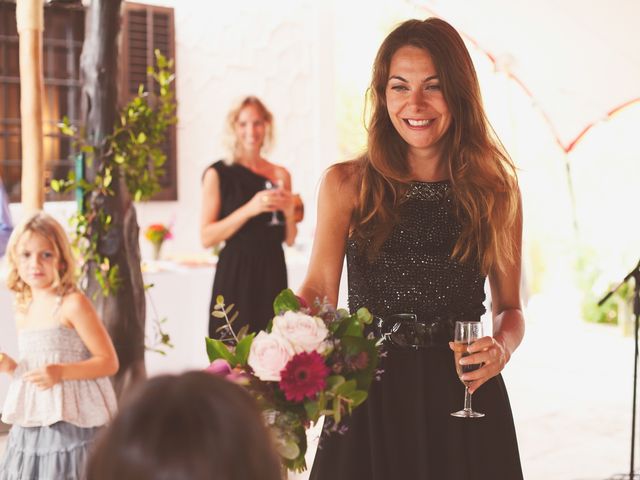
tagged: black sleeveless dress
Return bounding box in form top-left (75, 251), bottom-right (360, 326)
top-left (206, 160), bottom-right (287, 338)
top-left (309, 181), bottom-right (523, 480)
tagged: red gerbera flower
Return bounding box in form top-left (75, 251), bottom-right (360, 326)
top-left (279, 351), bottom-right (329, 402)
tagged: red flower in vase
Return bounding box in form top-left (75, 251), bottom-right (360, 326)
top-left (279, 351), bottom-right (329, 402)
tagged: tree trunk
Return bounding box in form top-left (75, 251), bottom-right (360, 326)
top-left (80, 0), bottom-right (146, 399)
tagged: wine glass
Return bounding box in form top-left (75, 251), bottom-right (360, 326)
top-left (450, 321), bottom-right (485, 418)
top-left (264, 179), bottom-right (284, 226)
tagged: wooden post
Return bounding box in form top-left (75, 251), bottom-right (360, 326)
top-left (16, 0), bottom-right (45, 212)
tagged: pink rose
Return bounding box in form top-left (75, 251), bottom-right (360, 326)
top-left (247, 331), bottom-right (295, 382)
top-left (271, 311), bottom-right (329, 354)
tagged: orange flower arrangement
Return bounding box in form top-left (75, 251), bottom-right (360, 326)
top-left (144, 223), bottom-right (172, 259)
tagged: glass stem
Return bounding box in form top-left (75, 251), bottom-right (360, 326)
top-left (464, 386), bottom-right (472, 412)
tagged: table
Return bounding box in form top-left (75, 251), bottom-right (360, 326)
top-left (142, 250), bottom-right (334, 376)
top-left (1, 249), bottom-right (346, 406)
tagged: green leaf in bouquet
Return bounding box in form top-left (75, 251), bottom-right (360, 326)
top-left (341, 336), bottom-right (379, 391)
top-left (336, 379), bottom-right (357, 396)
top-left (211, 311), bottom-right (226, 318)
top-left (234, 333), bottom-right (255, 366)
top-left (279, 440), bottom-right (300, 461)
top-left (214, 324), bottom-right (228, 334)
top-left (356, 307), bottom-right (373, 325)
top-left (273, 288), bottom-right (301, 315)
top-left (317, 391), bottom-right (327, 413)
top-left (228, 310), bottom-right (239, 325)
top-left (326, 375), bottom-right (346, 392)
top-left (281, 426), bottom-right (308, 473)
top-left (224, 303), bottom-right (235, 315)
top-left (333, 314), bottom-right (364, 337)
top-left (205, 337), bottom-right (236, 364)
top-left (236, 324), bottom-right (250, 340)
top-left (349, 390), bottom-right (368, 408)
top-left (344, 316), bottom-right (365, 337)
top-left (303, 399), bottom-right (320, 422)
top-left (332, 396), bottom-right (342, 424)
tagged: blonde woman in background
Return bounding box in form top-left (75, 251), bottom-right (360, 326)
top-left (201, 96), bottom-right (297, 338)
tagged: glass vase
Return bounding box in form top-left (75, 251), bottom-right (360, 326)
top-left (151, 241), bottom-right (163, 260)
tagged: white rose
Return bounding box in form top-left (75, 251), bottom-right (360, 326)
top-left (271, 311), bottom-right (329, 354)
top-left (247, 331), bottom-right (295, 382)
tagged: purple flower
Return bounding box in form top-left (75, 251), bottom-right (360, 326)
top-left (205, 358), bottom-right (232, 376)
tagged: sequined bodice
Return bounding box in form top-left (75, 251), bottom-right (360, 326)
top-left (346, 181), bottom-right (486, 321)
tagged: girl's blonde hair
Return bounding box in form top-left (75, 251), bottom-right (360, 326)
top-left (224, 95), bottom-right (275, 158)
top-left (352, 18), bottom-right (519, 274)
top-left (6, 212), bottom-right (78, 311)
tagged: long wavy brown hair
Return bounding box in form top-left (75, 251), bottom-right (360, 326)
top-left (351, 18), bottom-right (519, 274)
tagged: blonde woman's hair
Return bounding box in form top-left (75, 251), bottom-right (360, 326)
top-left (224, 95), bottom-right (275, 159)
top-left (351, 18), bottom-right (519, 274)
top-left (6, 212), bottom-right (78, 311)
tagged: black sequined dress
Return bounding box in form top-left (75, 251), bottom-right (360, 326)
top-left (309, 181), bottom-right (523, 480)
top-left (206, 160), bottom-right (287, 338)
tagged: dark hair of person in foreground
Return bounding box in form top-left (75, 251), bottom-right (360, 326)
top-left (87, 371), bottom-right (283, 480)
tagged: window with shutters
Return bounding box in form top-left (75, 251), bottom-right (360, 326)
top-left (0, 1), bottom-right (177, 203)
top-left (120, 2), bottom-right (177, 201)
top-left (0, 1), bottom-right (84, 202)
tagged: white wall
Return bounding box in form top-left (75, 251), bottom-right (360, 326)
top-left (133, 0), bottom-right (339, 258)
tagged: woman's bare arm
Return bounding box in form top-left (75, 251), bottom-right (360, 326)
top-left (298, 163), bottom-right (358, 307)
top-left (200, 167), bottom-right (275, 248)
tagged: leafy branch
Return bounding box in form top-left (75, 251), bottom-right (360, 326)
top-left (52, 50), bottom-right (176, 296)
top-left (144, 282), bottom-right (174, 355)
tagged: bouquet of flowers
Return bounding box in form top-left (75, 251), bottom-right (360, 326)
top-left (205, 289), bottom-right (380, 473)
top-left (144, 223), bottom-right (172, 259)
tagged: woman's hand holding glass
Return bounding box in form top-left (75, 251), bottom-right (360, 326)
top-left (245, 185), bottom-right (291, 219)
top-left (263, 179), bottom-right (293, 226)
top-left (450, 332), bottom-right (508, 394)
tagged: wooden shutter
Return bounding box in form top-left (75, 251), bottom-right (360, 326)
top-left (0, 2), bottom-right (85, 203)
top-left (120, 2), bottom-right (177, 201)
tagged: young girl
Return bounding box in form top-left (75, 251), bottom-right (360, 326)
top-left (0, 212), bottom-right (119, 479)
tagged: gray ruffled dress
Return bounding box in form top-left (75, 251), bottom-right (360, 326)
top-left (0, 326), bottom-right (117, 479)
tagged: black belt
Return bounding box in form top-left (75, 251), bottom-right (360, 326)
top-left (374, 313), bottom-right (476, 349)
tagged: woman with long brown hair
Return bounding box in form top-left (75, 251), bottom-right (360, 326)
top-left (300, 18), bottom-right (524, 479)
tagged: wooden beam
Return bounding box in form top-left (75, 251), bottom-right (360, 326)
top-left (16, 0), bottom-right (45, 212)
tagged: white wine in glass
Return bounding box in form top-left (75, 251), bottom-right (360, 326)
top-left (450, 321), bottom-right (485, 418)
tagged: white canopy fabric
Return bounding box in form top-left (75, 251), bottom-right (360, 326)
top-left (410, 0), bottom-right (640, 152)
